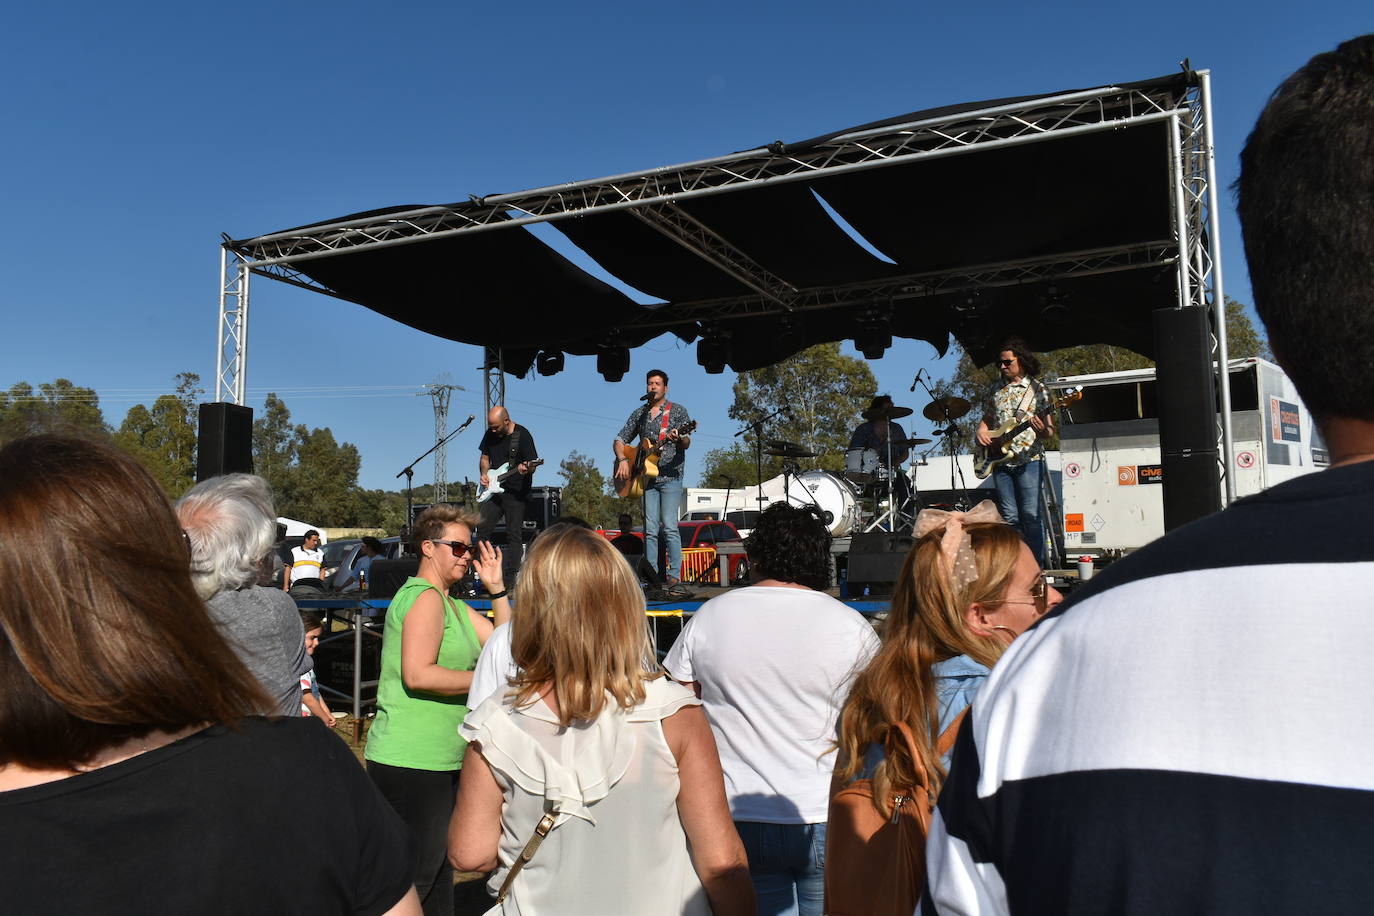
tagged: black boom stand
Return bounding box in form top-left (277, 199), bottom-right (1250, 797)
top-left (395, 416), bottom-right (475, 551)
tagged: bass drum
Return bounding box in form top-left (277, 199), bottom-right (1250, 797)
top-left (788, 470), bottom-right (860, 537)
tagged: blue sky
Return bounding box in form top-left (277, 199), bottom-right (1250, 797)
top-left (2, 2), bottom-right (1368, 493)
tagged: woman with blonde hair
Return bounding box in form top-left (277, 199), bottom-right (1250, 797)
top-left (0, 434), bottom-right (418, 914)
top-left (448, 524), bottom-right (754, 915)
top-left (827, 502), bottom-right (1062, 913)
top-left (365, 503), bottom-right (506, 916)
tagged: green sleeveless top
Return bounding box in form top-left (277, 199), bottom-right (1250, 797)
top-left (364, 577), bottom-right (482, 771)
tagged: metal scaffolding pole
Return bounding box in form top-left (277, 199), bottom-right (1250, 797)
top-left (1199, 71), bottom-right (1235, 504)
top-left (215, 247), bottom-right (250, 405)
top-left (483, 348), bottom-right (505, 414)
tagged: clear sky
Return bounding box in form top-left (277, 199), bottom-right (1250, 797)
top-left (2, 2), bottom-right (1368, 494)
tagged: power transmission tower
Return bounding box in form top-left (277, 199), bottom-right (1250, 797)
top-left (422, 382), bottom-right (465, 503)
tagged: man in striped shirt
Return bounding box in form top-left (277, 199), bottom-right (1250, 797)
top-left (925, 35), bottom-right (1374, 915)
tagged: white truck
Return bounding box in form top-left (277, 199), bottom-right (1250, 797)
top-left (1052, 357), bottom-right (1325, 558)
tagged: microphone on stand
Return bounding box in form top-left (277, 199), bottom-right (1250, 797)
top-left (910, 368), bottom-right (923, 392)
top-left (457, 414), bottom-right (476, 430)
top-left (638, 393), bottom-right (652, 401)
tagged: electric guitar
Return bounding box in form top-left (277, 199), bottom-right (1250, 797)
top-left (615, 420), bottom-right (698, 500)
top-left (972, 386), bottom-right (1082, 479)
top-left (476, 458), bottom-right (544, 503)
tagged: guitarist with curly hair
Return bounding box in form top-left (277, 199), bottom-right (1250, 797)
top-left (613, 369), bottom-right (694, 588)
top-left (974, 338), bottom-right (1054, 566)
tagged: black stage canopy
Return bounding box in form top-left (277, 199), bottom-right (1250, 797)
top-left (229, 72), bottom-right (1209, 378)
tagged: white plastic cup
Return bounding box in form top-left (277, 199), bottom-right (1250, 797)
top-left (1077, 555), bottom-right (1094, 581)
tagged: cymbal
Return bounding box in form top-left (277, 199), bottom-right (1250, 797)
top-left (891, 437), bottom-right (932, 448)
top-left (862, 404), bottom-right (914, 421)
top-left (765, 445), bottom-right (820, 459)
top-left (923, 396), bottom-right (971, 422)
top-left (765, 438), bottom-right (805, 451)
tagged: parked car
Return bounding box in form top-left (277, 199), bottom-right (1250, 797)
top-left (323, 536), bottom-right (404, 590)
top-left (676, 520), bottom-right (748, 585)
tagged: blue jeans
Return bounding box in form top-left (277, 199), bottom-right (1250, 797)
top-left (644, 474), bottom-right (684, 579)
top-left (734, 821), bottom-right (826, 916)
top-left (993, 459), bottom-right (1045, 566)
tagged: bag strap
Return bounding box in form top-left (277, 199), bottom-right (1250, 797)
top-left (493, 810), bottom-right (558, 904)
top-left (937, 706), bottom-right (969, 757)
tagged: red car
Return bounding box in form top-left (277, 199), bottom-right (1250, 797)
top-left (600, 521), bottom-right (749, 585)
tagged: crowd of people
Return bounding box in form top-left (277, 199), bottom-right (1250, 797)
top-left (1, 35), bottom-right (1372, 916)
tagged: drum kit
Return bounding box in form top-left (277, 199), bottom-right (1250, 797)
top-left (754, 395), bottom-right (974, 537)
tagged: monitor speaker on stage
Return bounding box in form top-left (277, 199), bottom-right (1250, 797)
top-left (197, 402), bottom-right (254, 481)
top-left (367, 558), bottom-right (419, 600)
top-left (845, 531), bottom-right (914, 598)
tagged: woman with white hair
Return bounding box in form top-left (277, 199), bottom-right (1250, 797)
top-left (176, 473), bottom-right (312, 718)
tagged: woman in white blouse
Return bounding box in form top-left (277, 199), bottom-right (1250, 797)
top-left (447, 524), bottom-right (754, 915)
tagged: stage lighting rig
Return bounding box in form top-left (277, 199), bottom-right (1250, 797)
top-left (597, 345), bottom-right (630, 382)
top-left (535, 350), bottom-right (564, 376)
top-left (697, 331), bottom-right (731, 374)
top-left (854, 309), bottom-right (891, 360)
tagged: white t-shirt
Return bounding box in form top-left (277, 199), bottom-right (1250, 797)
top-left (663, 585), bottom-right (879, 823)
top-left (468, 621), bottom-right (518, 711)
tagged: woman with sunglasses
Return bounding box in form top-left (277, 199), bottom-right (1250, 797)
top-left (365, 504), bottom-right (507, 916)
top-left (827, 502), bottom-right (1062, 913)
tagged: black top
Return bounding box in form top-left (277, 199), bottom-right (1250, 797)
top-left (479, 423), bottom-right (538, 495)
top-left (0, 717), bottom-right (414, 916)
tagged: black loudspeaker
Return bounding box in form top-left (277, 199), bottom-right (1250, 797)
top-left (197, 402), bottom-right (254, 481)
top-left (524, 486), bottom-right (562, 531)
top-left (845, 532), bottom-right (914, 598)
top-left (367, 557), bottom-right (419, 600)
top-left (1152, 306), bottom-right (1224, 530)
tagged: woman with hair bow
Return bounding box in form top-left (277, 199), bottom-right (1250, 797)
top-left (825, 501), bottom-right (1062, 914)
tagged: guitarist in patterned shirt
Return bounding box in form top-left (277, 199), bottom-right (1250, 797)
top-left (974, 338), bottom-right (1054, 566)
top-left (613, 369), bottom-right (693, 588)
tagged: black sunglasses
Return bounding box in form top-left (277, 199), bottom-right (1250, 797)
top-left (997, 358), bottom-right (1016, 366)
top-left (430, 539), bottom-right (472, 557)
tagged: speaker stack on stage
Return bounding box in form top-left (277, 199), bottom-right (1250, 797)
top-left (844, 531), bottom-right (914, 598)
top-left (197, 402), bottom-right (253, 480)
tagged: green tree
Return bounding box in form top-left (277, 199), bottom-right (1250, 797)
top-left (724, 342), bottom-right (878, 478)
top-left (0, 379), bottom-right (108, 442)
top-left (699, 441), bottom-right (777, 489)
top-left (558, 451), bottom-right (611, 526)
top-left (250, 392), bottom-right (370, 526)
top-left (114, 372), bottom-right (202, 496)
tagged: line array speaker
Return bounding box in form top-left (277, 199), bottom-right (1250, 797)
top-left (197, 402), bottom-right (254, 481)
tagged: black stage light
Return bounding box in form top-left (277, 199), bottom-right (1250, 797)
top-left (536, 350), bottom-right (564, 376)
top-left (697, 335), bottom-right (731, 374)
top-left (597, 346), bottom-right (630, 382)
top-left (854, 322), bottom-right (891, 360)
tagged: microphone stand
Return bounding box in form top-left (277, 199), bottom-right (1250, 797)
top-left (914, 374), bottom-right (975, 510)
top-left (396, 420), bottom-right (475, 547)
top-left (734, 406), bottom-right (788, 514)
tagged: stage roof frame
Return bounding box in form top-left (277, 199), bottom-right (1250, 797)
top-left (215, 68), bottom-right (1236, 499)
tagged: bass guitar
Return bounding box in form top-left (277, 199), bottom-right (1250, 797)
top-left (476, 458), bottom-right (544, 503)
top-left (972, 386), bottom-right (1083, 479)
top-left (615, 420), bottom-right (698, 500)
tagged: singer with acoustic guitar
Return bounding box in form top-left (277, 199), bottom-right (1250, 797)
top-left (974, 339), bottom-right (1055, 567)
top-left (477, 406), bottom-right (539, 583)
top-left (613, 369), bottom-right (693, 588)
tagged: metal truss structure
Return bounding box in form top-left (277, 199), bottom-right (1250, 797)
top-left (216, 71), bottom-right (1232, 497)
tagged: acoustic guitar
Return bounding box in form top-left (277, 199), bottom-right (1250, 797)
top-left (972, 386), bottom-right (1082, 479)
top-left (615, 420), bottom-right (697, 500)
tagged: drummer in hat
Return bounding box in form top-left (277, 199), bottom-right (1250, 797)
top-left (849, 394), bottom-right (913, 517)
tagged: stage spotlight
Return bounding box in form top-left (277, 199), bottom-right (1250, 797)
top-left (697, 335), bottom-right (731, 374)
top-left (854, 321), bottom-right (891, 360)
top-left (1039, 285), bottom-right (1071, 323)
top-left (776, 320), bottom-right (804, 356)
top-left (535, 350), bottom-right (564, 376)
top-left (597, 346), bottom-right (630, 382)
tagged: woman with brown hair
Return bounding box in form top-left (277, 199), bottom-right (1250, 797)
top-left (0, 434), bottom-right (418, 915)
top-left (827, 502), bottom-right (1062, 913)
top-left (447, 524), bottom-right (754, 915)
top-left (364, 503), bottom-right (506, 916)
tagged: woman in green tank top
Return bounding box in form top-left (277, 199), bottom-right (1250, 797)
top-left (365, 505), bottom-right (510, 916)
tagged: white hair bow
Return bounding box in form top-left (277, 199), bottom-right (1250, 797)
top-left (912, 500), bottom-right (1003, 590)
